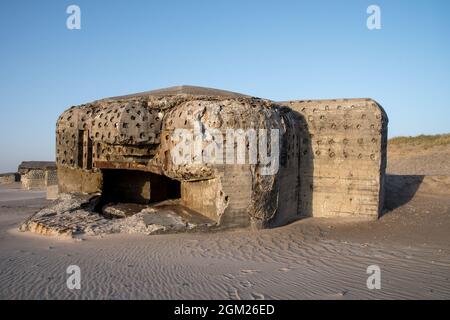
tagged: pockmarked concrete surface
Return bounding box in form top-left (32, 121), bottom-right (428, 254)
top-left (54, 86), bottom-right (388, 231)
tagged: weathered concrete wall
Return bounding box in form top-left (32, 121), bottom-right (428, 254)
top-left (57, 166), bottom-right (102, 194)
top-left (268, 109), bottom-right (303, 227)
top-left (45, 169), bottom-right (58, 186)
top-left (181, 178), bottom-right (223, 223)
top-left (160, 97), bottom-right (298, 229)
top-left (47, 185), bottom-right (59, 200)
top-left (219, 165), bottom-right (252, 229)
top-left (281, 98), bottom-right (388, 219)
top-left (22, 170), bottom-right (47, 189)
top-left (54, 86), bottom-right (388, 229)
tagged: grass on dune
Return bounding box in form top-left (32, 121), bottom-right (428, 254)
top-left (389, 133), bottom-right (450, 149)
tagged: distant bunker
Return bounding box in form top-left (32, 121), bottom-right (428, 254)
top-left (0, 173), bottom-right (20, 185)
top-left (20, 86), bottom-right (388, 237)
top-left (18, 161), bottom-right (57, 190)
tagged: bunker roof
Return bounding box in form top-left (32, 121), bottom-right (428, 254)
top-left (103, 85), bottom-right (250, 100)
top-left (18, 161), bottom-right (56, 171)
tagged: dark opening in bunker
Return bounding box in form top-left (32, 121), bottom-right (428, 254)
top-left (101, 169), bottom-right (181, 205)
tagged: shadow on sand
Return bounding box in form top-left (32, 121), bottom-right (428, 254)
top-left (382, 174), bottom-right (425, 217)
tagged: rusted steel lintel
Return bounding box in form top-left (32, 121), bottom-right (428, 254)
top-left (94, 161), bottom-right (163, 175)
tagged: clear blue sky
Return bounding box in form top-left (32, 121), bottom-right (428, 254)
top-left (0, 0), bottom-right (449, 172)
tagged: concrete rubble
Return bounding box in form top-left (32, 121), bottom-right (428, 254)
top-left (19, 194), bottom-right (214, 237)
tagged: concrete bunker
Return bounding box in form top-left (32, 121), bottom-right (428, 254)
top-left (18, 161), bottom-right (57, 190)
top-left (20, 85), bottom-right (388, 236)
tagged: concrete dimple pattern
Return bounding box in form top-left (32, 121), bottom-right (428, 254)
top-left (284, 99), bottom-right (388, 219)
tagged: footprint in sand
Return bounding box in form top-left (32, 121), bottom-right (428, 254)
top-left (227, 288), bottom-right (241, 300)
top-left (326, 291), bottom-right (348, 299)
top-left (223, 273), bottom-right (235, 280)
top-left (240, 269), bottom-right (261, 275)
top-left (251, 292), bottom-right (265, 300)
top-left (239, 280), bottom-right (253, 288)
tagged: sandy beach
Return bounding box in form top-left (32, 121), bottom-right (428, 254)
top-left (1, 139), bottom-right (450, 300)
